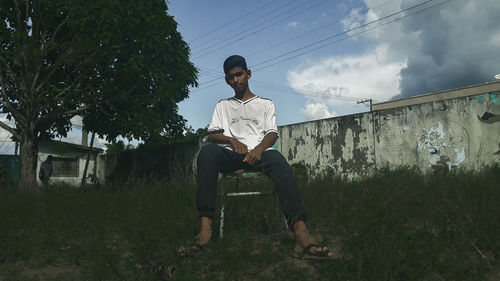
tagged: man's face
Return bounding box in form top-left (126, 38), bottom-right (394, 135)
top-left (225, 66), bottom-right (251, 93)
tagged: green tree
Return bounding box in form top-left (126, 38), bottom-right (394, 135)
top-left (0, 0), bottom-right (198, 190)
top-left (105, 140), bottom-right (134, 155)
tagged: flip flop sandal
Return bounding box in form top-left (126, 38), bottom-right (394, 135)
top-left (295, 244), bottom-right (331, 260)
top-left (177, 242), bottom-right (206, 257)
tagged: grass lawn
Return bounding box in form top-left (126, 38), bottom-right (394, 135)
top-left (0, 166), bottom-right (498, 280)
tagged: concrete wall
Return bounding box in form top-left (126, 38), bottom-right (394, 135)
top-left (277, 88), bottom-right (500, 180)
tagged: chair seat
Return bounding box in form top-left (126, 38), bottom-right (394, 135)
top-left (218, 170), bottom-right (271, 197)
top-left (224, 190), bottom-right (273, 197)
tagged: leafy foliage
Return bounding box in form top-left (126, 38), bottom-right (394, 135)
top-left (104, 140), bottom-right (134, 155)
top-left (0, 0), bottom-right (197, 188)
top-left (0, 0), bottom-right (197, 141)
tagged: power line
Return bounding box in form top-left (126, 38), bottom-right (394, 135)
top-left (192, 0), bottom-right (448, 90)
top-left (252, 80), bottom-right (363, 101)
top-left (357, 98), bottom-right (373, 111)
top-left (191, 0), bottom-right (300, 48)
top-left (252, 82), bottom-right (365, 102)
top-left (187, 0), bottom-right (279, 43)
top-left (193, 0), bottom-right (330, 59)
top-left (246, 0), bottom-right (399, 58)
top-left (255, 0), bottom-right (450, 71)
top-left (251, 0), bottom-right (439, 71)
top-left (196, 68), bottom-right (366, 102)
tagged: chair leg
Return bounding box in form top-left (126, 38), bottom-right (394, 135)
top-left (219, 175), bottom-right (226, 239)
top-left (274, 192), bottom-right (288, 231)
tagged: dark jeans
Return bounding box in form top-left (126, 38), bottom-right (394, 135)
top-left (196, 143), bottom-right (307, 229)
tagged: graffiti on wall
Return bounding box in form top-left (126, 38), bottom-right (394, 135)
top-left (477, 92), bottom-right (500, 124)
top-left (417, 121), bottom-right (469, 172)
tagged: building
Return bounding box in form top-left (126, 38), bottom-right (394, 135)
top-left (37, 140), bottom-right (104, 186)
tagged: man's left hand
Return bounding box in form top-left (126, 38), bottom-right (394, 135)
top-left (243, 147), bottom-right (265, 165)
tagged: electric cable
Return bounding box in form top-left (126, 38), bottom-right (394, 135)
top-left (187, 0), bottom-right (280, 43)
top-left (196, 68), bottom-right (366, 101)
top-left (193, 0), bottom-right (330, 59)
top-left (191, 0), bottom-right (300, 49)
top-left (246, 0), bottom-right (399, 58)
top-left (192, 0), bottom-right (449, 89)
top-left (254, 0), bottom-right (450, 71)
top-left (251, 0), bottom-right (439, 70)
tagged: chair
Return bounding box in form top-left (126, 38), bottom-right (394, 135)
top-left (196, 130), bottom-right (288, 239)
top-left (218, 169), bottom-right (287, 238)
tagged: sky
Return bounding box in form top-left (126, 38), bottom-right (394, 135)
top-left (1, 0), bottom-right (499, 154)
top-left (171, 0), bottom-right (500, 129)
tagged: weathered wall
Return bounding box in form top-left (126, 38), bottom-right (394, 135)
top-left (278, 113), bottom-right (376, 179)
top-left (277, 91), bottom-right (500, 179)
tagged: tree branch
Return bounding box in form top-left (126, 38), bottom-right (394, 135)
top-left (0, 57), bottom-right (18, 82)
top-left (49, 14), bottom-right (70, 49)
top-left (0, 120), bottom-right (19, 140)
top-left (0, 69), bottom-right (26, 127)
top-left (55, 81), bottom-right (82, 100)
top-left (33, 79), bottom-right (82, 114)
top-left (31, 63), bottom-right (42, 94)
top-left (62, 105), bottom-right (91, 117)
top-left (38, 104), bottom-right (91, 126)
top-left (14, 0), bottom-right (23, 32)
top-left (25, 0), bottom-right (29, 26)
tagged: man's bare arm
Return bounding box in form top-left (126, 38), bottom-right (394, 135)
top-left (243, 132), bottom-right (278, 165)
top-left (208, 133), bottom-right (248, 154)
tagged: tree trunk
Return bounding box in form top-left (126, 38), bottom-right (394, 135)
top-left (18, 137), bottom-right (39, 191)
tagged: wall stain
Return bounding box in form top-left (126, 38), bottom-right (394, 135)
top-left (477, 112), bottom-right (500, 124)
top-left (288, 148), bottom-right (293, 161)
top-left (431, 154), bottom-right (451, 174)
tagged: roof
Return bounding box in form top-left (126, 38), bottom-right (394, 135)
top-left (373, 81), bottom-right (500, 111)
top-left (40, 139), bottom-right (104, 152)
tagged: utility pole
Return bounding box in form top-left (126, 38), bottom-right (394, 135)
top-left (357, 98), bottom-right (377, 172)
top-left (357, 99), bottom-right (373, 111)
top-left (81, 131), bottom-right (96, 186)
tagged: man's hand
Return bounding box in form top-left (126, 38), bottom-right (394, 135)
top-left (230, 138), bottom-right (248, 155)
top-left (243, 146), bottom-right (265, 165)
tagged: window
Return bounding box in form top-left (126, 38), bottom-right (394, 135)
top-left (52, 157), bottom-right (79, 177)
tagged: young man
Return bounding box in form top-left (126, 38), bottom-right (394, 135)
top-left (187, 55), bottom-right (331, 258)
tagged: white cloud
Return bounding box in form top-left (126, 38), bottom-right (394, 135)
top-left (301, 102), bottom-right (338, 121)
top-left (336, 3), bottom-right (348, 13)
top-left (295, 0), bottom-right (500, 106)
top-left (287, 45), bottom-right (406, 115)
top-left (287, 21), bottom-right (299, 28)
top-left (341, 8), bottom-right (364, 36)
top-left (346, 0), bottom-right (500, 98)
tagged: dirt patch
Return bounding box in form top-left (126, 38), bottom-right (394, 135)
top-left (0, 260), bottom-right (81, 281)
top-left (20, 264), bottom-right (80, 280)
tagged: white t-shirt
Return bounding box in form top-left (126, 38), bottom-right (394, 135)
top-left (208, 96), bottom-right (278, 151)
